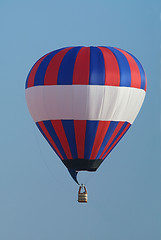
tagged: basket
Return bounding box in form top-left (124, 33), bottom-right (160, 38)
top-left (78, 185), bottom-right (88, 203)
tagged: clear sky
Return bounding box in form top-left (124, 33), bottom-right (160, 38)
top-left (0, 0), bottom-right (160, 239)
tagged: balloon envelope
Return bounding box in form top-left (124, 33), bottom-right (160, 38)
top-left (25, 46), bottom-right (147, 183)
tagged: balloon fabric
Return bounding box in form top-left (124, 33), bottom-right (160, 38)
top-left (25, 46), bottom-right (147, 184)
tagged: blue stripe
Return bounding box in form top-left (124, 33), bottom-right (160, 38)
top-left (43, 120), bottom-right (67, 159)
top-left (96, 121), bottom-right (119, 159)
top-left (89, 47), bottom-right (105, 85)
top-left (36, 122), bottom-right (62, 159)
top-left (57, 47), bottom-right (82, 85)
top-left (102, 122), bottom-right (129, 159)
top-left (84, 120), bottom-right (99, 159)
top-left (61, 120), bottom-right (77, 159)
top-left (107, 47), bottom-right (131, 87)
top-left (34, 49), bottom-right (63, 86)
top-left (127, 52), bottom-right (146, 90)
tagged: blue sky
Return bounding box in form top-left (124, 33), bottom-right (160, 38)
top-left (0, 0), bottom-right (160, 239)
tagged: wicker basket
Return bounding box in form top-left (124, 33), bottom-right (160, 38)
top-left (78, 185), bottom-right (88, 203)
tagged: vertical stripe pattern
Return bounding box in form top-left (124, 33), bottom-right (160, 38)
top-left (36, 120), bottom-right (131, 161)
top-left (26, 46), bottom-right (147, 90)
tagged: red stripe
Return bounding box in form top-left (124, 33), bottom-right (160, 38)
top-left (44, 48), bottom-right (73, 85)
top-left (116, 48), bottom-right (141, 89)
top-left (90, 121), bottom-right (111, 159)
top-left (27, 53), bottom-right (50, 88)
top-left (98, 47), bottom-right (120, 86)
top-left (74, 120), bottom-right (86, 159)
top-left (38, 121), bottom-right (63, 160)
top-left (51, 120), bottom-right (72, 159)
top-left (103, 123), bottom-right (131, 159)
top-left (100, 122), bottom-right (125, 159)
top-left (72, 47), bottom-right (90, 85)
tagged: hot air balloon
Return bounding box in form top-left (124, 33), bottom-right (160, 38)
top-left (25, 46), bottom-right (147, 203)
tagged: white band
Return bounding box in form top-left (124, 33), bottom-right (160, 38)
top-left (25, 85), bottom-right (145, 124)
